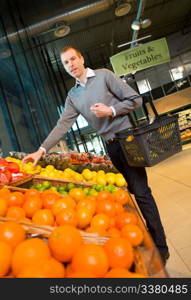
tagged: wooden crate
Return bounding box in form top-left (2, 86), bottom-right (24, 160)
top-left (12, 175), bottom-right (96, 189)
top-left (11, 174), bottom-right (126, 191)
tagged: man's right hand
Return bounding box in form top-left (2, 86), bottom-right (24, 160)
top-left (22, 148), bottom-right (45, 166)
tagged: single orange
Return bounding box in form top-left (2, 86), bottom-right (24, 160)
top-left (115, 211), bottom-right (137, 229)
top-left (23, 196), bottom-right (43, 218)
top-left (52, 196), bottom-right (76, 216)
top-left (6, 192), bottom-right (24, 207)
top-left (76, 197), bottom-right (96, 215)
top-left (112, 189), bottom-right (131, 205)
top-left (69, 188), bottom-right (85, 202)
top-left (12, 238), bottom-right (51, 275)
top-left (48, 225), bottom-right (83, 263)
top-left (32, 209), bottom-right (55, 226)
top-left (0, 221), bottom-right (26, 249)
top-left (55, 208), bottom-right (77, 227)
top-left (76, 207), bottom-right (92, 229)
top-left (104, 237), bottom-right (134, 269)
top-left (71, 243), bottom-right (109, 277)
top-left (90, 213), bottom-right (110, 231)
top-left (121, 224), bottom-right (144, 247)
top-left (96, 198), bottom-right (116, 217)
top-left (96, 191), bottom-right (112, 202)
top-left (6, 206), bottom-right (26, 220)
top-left (0, 241), bottom-right (12, 276)
top-left (23, 189), bottom-right (41, 201)
top-left (41, 192), bottom-right (61, 209)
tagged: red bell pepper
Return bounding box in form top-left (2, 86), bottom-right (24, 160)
top-left (6, 161), bottom-right (20, 173)
top-left (0, 169), bottom-right (12, 183)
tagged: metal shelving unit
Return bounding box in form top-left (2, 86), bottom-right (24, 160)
top-left (165, 104), bottom-right (191, 145)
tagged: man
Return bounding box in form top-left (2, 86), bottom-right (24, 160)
top-left (23, 46), bottom-right (169, 264)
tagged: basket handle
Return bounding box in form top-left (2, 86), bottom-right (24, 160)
top-left (127, 96), bottom-right (160, 129)
top-left (144, 95), bottom-right (160, 119)
top-left (128, 112), bottom-right (138, 127)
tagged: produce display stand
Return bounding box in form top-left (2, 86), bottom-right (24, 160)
top-left (1, 178), bottom-right (169, 278)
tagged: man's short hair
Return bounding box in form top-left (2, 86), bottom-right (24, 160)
top-left (60, 46), bottom-right (82, 57)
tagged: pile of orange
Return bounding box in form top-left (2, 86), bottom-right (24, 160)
top-left (0, 187), bottom-right (132, 227)
top-left (0, 186), bottom-right (147, 278)
top-left (0, 222), bottom-right (146, 278)
top-left (0, 187), bottom-right (144, 247)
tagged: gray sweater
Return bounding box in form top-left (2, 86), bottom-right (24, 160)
top-left (41, 68), bottom-right (142, 151)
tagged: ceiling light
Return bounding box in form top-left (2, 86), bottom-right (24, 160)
top-left (115, 1), bottom-right (132, 17)
top-left (131, 18), bottom-right (152, 31)
top-left (131, 20), bottom-right (141, 30)
top-left (54, 24), bottom-right (70, 37)
top-left (140, 18), bottom-right (152, 29)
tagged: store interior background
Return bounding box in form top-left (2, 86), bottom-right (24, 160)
top-left (1, 0), bottom-right (191, 155)
top-left (0, 0), bottom-right (191, 277)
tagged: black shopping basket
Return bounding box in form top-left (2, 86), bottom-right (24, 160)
top-left (115, 98), bottom-right (182, 167)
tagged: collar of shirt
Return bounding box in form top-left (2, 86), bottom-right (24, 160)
top-left (75, 68), bottom-right (95, 87)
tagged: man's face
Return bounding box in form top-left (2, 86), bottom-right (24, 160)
top-left (61, 48), bottom-right (85, 79)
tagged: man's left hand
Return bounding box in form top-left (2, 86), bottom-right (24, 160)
top-left (90, 103), bottom-right (113, 117)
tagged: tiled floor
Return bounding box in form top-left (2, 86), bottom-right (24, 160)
top-left (146, 144), bottom-right (191, 277)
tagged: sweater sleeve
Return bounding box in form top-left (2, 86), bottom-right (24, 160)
top-left (41, 96), bottom-right (79, 151)
top-left (105, 69), bottom-right (142, 116)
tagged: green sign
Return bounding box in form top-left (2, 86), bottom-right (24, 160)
top-left (110, 38), bottom-right (170, 76)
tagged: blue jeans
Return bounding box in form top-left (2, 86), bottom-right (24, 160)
top-left (106, 140), bottom-right (169, 255)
